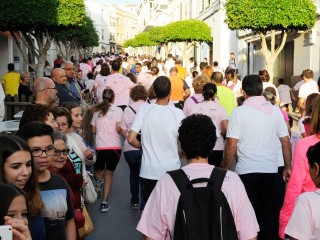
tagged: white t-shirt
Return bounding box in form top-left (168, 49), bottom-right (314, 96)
top-left (293, 80), bottom-right (304, 91)
top-left (164, 59), bottom-right (175, 76)
top-left (137, 163), bottom-right (259, 240)
top-left (91, 105), bottom-right (123, 150)
top-left (227, 79), bottom-right (242, 98)
top-left (105, 73), bottom-right (135, 106)
top-left (285, 190), bottom-right (320, 240)
top-left (227, 96), bottom-right (289, 174)
top-left (130, 103), bottom-right (185, 180)
top-left (190, 101), bottom-right (228, 151)
top-left (137, 73), bottom-right (155, 91)
top-left (298, 80), bottom-right (319, 98)
top-left (277, 84), bottom-right (292, 106)
top-left (85, 79), bottom-right (95, 92)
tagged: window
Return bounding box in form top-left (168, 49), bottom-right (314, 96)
top-left (101, 29), bottom-right (104, 40)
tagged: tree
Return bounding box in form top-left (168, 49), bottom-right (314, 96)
top-left (53, 16), bottom-right (99, 61)
top-left (123, 19), bottom-right (212, 64)
top-left (0, 0), bottom-right (86, 76)
top-left (225, 0), bottom-right (316, 82)
top-left (156, 20), bottom-right (212, 63)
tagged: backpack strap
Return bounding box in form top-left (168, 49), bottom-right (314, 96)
top-left (168, 169), bottom-right (216, 192)
top-left (190, 96), bottom-right (199, 104)
top-left (168, 169), bottom-right (190, 193)
top-left (128, 106), bottom-right (136, 114)
top-left (210, 167), bottom-right (227, 190)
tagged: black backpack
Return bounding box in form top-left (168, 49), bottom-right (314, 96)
top-left (168, 167), bottom-right (238, 240)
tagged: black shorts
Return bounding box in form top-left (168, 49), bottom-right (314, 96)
top-left (94, 149), bottom-right (121, 172)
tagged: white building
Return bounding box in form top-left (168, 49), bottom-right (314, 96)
top-left (85, 0), bottom-right (116, 53)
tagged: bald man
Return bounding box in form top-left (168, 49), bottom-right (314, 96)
top-left (33, 77), bottom-right (58, 107)
top-left (51, 68), bottom-right (79, 105)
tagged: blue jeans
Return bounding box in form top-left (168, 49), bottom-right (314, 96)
top-left (124, 150), bottom-right (142, 204)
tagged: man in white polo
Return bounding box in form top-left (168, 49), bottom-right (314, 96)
top-left (221, 74), bottom-right (291, 240)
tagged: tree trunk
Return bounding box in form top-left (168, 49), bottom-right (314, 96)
top-left (36, 52), bottom-right (47, 78)
top-left (259, 30), bottom-right (287, 84)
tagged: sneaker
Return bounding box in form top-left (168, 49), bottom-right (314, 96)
top-left (100, 202), bottom-right (110, 212)
top-left (131, 203), bottom-right (139, 210)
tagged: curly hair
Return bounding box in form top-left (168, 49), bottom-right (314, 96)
top-left (130, 85), bottom-right (148, 101)
top-left (19, 104), bottom-right (53, 129)
top-left (178, 114), bottom-right (217, 160)
top-left (192, 74), bottom-right (210, 94)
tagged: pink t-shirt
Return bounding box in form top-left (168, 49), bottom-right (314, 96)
top-left (94, 74), bottom-right (109, 103)
top-left (280, 108), bottom-right (289, 122)
top-left (183, 93), bottom-right (204, 116)
top-left (91, 105), bottom-right (123, 150)
top-left (190, 101), bottom-right (228, 150)
top-left (137, 163), bottom-right (259, 240)
top-left (120, 101), bottom-right (147, 152)
top-left (279, 135), bottom-right (319, 239)
top-left (80, 63), bottom-right (92, 76)
top-left (285, 190), bottom-right (320, 239)
top-left (105, 73), bottom-right (135, 106)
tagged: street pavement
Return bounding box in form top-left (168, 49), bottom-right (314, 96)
top-left (86, 152), bottom-right (142, 240)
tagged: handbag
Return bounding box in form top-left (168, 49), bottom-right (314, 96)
top-left (82, 173), bottom-right (97, 204)
top-left (78, 206), bottom-right (94, 238)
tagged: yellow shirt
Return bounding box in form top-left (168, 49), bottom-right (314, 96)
top-left (2, 71), bottom-right (20, 96)
top-left (169, 76), bottom-right (184, 101)
top-left (176, 65), bottom-right (187, 80)
top-left (217, 86), bottom-right (235, 117)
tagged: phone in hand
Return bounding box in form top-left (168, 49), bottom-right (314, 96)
top-left (0, 225), bottom-right (12, 240)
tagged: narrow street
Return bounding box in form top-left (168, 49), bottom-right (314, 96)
top-left (87, 153), bottom-right (142, 240)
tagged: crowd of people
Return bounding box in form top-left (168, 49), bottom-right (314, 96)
top-left (0, 51), bottom-right (320, 240)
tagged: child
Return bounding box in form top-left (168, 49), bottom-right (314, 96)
top-left (0, 183), bottom-right (32, 240)
top-left (91, 89), bottom-right (123, 212)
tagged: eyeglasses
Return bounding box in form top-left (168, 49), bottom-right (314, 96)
top-left (54, 148), bottom-right (70, 156)
top-left (31, 146), bottom-right (55, 157)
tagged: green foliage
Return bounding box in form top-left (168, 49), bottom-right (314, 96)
top-left (162, 19), bottom-right (212, 42)
top-left (0, 0), bottom-right (86, 31)
top-left (53, 16), bottom-right (99, 49)
top-left (123, 32), bottom-right (158, 47)
top-left (123, 19), bottom-right (212, 48)
top-left (225, 0), bottom-right (316, 31)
